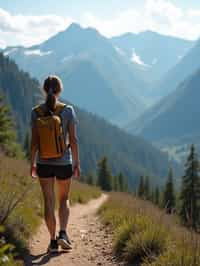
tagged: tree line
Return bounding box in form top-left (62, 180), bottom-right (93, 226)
top-left (0, 93), bottom-right (24, 158)
top-left (137, 144), bottom-right (200, 231)
top-left (81, 156), bottom-right (128, 193)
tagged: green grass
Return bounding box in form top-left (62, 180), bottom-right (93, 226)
top-left (70, 180), bottom-right (101, 204)
top-left (99, 192), bottom-right (200, 266)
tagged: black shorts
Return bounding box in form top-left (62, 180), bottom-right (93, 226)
top-left (36, 164), bottom-right (73, 180)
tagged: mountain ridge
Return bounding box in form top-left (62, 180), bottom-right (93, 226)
top-left (3, 23), bottom-right (148, 125)
top-left (111, 30), bottom-right (195, 84)
top-left (127, 68), bottom-right (200, 144)
top-left (152, 38), bottom-right (200, 99)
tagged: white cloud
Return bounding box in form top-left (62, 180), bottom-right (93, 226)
top-left (0, 39), bottom-right (6, 49)
top-left (187, 9), bottom-right (200, 18)
top-left (82, 0), bottom-right (200, 40)
top-left (0, 8), bottom-right (73, 48)
top-left (0, 0), bottom-right (200, 49)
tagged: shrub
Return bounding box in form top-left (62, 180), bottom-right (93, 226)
top-left (0, 226), bottom-right (21, 266)
top-left (124, 226), bottom-right (167, 264)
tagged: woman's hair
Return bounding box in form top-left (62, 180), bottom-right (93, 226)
top-left (43, 75), bottom-right (63, 111)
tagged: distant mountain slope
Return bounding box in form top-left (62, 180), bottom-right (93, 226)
top-left (3, 23), bottom-right (148, 125)
top-left (127, 68), bottom-right (200, 143)
top-left (58, 60), bottom-right (124, 121)
top-left (0, 53), bottom-right (41, 141)
top-left (73, 103), bottom-right (181, 187)
top-left (0, 52), bottom-right (180, 188)
top-left (153, 39), bottom-right (200, 98)
top-left (111, 31), bottom-right (194, 83)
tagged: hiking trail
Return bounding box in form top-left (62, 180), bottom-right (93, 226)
top-left (24, 194), bottom-right (122, 266)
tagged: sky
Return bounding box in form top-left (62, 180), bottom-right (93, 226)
top-left (0, 0), bottom-right (200, 48)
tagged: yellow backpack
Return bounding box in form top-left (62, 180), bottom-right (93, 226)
top-left (34, 102), bottom-right (67, 159)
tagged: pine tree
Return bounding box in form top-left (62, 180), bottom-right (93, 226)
top-left (97, 156), bottom-right (112, 191)
top-left (113, 175), bottom-right (120, 191)
top-left (0, 94), bottom-right (14, 145)
top-left (179, 144), bottom-right (200, 230)
top-left (144, 176), bottom-right (150, 200)
top-left (86, 173), bottom-right (95, 185)
top-left (138, 176), bottom-right (145, 198)
top-left (150, 188), bottom-right (155, 203)
top-left (0, 93), bottom-right (23, 157)
top-left (118, 172), bottom-right (128, 192)
top-left (154, 186), bottom-right (160, 206)
top-left (23, 130), bottom-right (31, 159)
top-left (163, 168), bottom-right (176, 214)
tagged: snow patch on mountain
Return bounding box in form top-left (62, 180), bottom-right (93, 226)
top-left (114, 46), bottom-right (126, 56)
top-left (152, 58), bottom-right (158, 65)
top-left (24, 49), bottom-right (52, 56)
top-left (178, 55), bottom-right (183, 60)
top-left (131, 49), bottom-right (150, 68)
top-left (61, 55), bottom-right (74, 63)
top-left (4, 48), bottom-right (18, 56)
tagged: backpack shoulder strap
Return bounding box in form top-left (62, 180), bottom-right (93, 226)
top-left (54, 102), bottom-right (66, 115)
top-left (33, 104), bottom-right (45, 117)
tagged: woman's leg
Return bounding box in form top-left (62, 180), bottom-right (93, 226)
top-left (39, 177), bottom-right (56, 240)
top-left (56, 178), bottom-right (71, 231)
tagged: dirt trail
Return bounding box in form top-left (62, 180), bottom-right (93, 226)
top-left (24, 194), bottom-right (121, 266)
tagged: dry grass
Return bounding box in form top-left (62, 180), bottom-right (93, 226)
top-left (0, 154), bottom-right (42, 265)
top-left (99, 192), bottom-right (200, 266)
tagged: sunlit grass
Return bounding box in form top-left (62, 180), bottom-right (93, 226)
top-left (99, 192), bottom-right (200, 265)
top-left (70, 180), bottom-right (101, 204)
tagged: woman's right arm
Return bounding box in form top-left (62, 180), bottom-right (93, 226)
top-left (30, 125), bottom-right (38, 176)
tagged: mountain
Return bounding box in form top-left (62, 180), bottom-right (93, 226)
top-left (111, 31), bottom-right (194, 83)
top-left (3, 23), bottom-right (148, 125)
top-left (153, 38), bottom-right (200, 99)
top-left (0, 52), bottom-right (180, 188)
top-left (127, 68), bottom-right (200, 145)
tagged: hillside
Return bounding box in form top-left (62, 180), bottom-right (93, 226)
top-left (99, 192), bottom-right (200, 265)
top-left (153, 38), bottom-right (200, 99)
top-left (0, 53), bottom-right (41, 141)
top-left (127, 68), bottom-right (200, 145)
top-left (69, 102), bottom-right (181, 187)
top-left (3, 23), bottom-right (147, 125)
top-left (111, 30), bottom-right (194, 84)
top-left (0, 52), bottom-right (180, 188)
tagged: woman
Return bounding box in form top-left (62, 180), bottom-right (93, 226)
top-left (30, 75), bottom-right (81, 253)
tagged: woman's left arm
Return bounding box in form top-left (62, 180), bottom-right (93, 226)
top-left (68, 122), bottom-right (81, 179)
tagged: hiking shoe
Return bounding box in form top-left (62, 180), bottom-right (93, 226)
top-left (57, 230), bottom-right (72, 250)
top-left (47, 239), bottom-right (58, 253)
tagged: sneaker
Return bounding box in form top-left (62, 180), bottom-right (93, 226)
top-left (57, 230), bottom-right (72, 250)
top-left (47, 239), bottom-right (58, 253)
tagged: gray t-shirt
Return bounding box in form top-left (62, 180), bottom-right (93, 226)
top-left (31, 101), bottom-right (78, 165)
